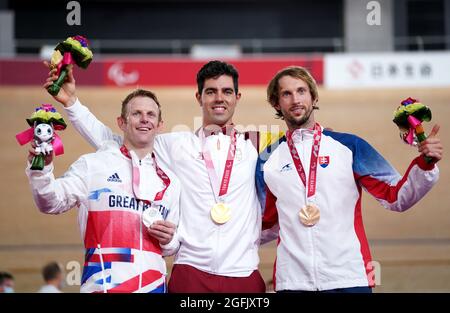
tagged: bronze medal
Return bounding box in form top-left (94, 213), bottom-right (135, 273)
top-left (299, 204), bottom-right (320, 226)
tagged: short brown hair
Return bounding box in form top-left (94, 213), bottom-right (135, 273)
top-left (267, 66), bottom-right (319, 119)
top-left (42, 262), bottom-right (62, 282)
top-left (121, 89), bottom-right (162, 121)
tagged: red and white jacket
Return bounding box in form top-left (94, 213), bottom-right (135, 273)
top-left (259, 126), bottom-right (439, 291)
top-left (26, 142), bottom-right (181, 293)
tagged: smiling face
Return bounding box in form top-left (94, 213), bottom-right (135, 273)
top-left (196, 75), bottom-right (241, 128)
top-left (118, 96), bottom-right (162, 150)
top-left (275, 75), bottom-right (316, 130)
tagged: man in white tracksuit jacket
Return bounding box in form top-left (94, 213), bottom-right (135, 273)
top-left (258, 66), bottom-right (442, 292)
top-left (27, 88), bottom-right (180, 293)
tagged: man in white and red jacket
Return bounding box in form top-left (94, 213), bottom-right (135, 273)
top-left (258, 66), bottom-right (443, 293)
top-left (26, 89), bottom-right (180, 293)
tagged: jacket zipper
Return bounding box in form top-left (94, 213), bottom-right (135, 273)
top-left (212, 137), bottom-right (223, 273)
top-left (138, 160), bottom-right (143, 292)
top-left (97, 243), bottom-right (107, 293)
top-left (302, 130), bottom-right (319, 290)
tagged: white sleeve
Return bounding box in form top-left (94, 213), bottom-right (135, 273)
top-left (26, 158), bottom-right (88, 215)
top-left (64, 98), bottom-right (123, 150)
top-left (160, 178), bottom-right (181, 256)
top-left (380, 159), bottom-right (439, 212)
top-left (359, 156), bottom-right (440, 212)
top-left (160, 231), bottom-right (180, 257)
top-left (153, 133), bottom-right (176, 170)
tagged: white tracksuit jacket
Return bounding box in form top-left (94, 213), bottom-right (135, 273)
top-left (26, 142), bottom-right (181, 293)
top-left (258, 126), bottom-right (439, 291)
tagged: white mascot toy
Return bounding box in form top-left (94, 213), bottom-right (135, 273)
top-left (34, 123), bottom-right (54, 156)
top-left (15, 104), bottom-right (67, 170)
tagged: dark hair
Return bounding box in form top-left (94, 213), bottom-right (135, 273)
top-left (42, 262), bottom-right (62, 282)
top-left (121, 89), bottom-right (162, 121)
top-left (0, 271), bottom-right (14, 284)
top-left (196, 60), bottom-right (239, 95)
top-left (267, 66), bottom-right (319, 119)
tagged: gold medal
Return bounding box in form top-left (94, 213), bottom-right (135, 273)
top-left (211, 203), bottom-right (231, 224)
top-left (299, 204), bottom-right (320, 226)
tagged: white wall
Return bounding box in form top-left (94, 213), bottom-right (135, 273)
top-left (325, 52), bottom-right (450, 89)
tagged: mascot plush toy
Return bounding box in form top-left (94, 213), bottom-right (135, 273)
top-left (16, 104), bottom-right (67, 170)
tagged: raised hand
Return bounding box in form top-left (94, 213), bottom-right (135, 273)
top-left (418, 124), bottom-right (443, 163)
top-left (28, 141), bottom-right (54, 167)
top-left (43, 61), bottom-right (77, 107)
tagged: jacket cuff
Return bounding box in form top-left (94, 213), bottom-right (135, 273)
top-left (415, 155), bottom-right (436, 171)
top-left (160, 231), bottom-right (179, 254)
top-left (64, 98), bottom-right (82, 117)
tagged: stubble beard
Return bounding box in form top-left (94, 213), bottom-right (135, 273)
top-left (284, 106), bottom-right (315, 130)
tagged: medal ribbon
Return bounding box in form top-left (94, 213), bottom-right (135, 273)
top-left (200, 128), bottom-right (237, 203)
top-left (286, 123), bottom-right (322, 199)
top-left (120, 145), bottom-right (171, 202)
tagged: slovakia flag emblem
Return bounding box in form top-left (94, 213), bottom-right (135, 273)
top-left (319, 156), bottom-right (330, 168)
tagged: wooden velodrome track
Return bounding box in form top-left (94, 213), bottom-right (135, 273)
top-left (1, 86), bottom-right (449, 292)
